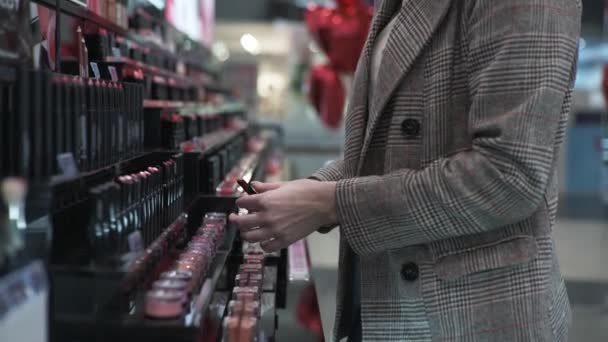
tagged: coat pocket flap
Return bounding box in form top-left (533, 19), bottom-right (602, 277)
top-left (434, 236), bottom-right (538, 281)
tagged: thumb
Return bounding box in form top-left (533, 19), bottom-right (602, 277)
top-left (251, 181), bottom-right (283, 193)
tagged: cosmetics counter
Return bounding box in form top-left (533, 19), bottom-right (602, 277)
top-left (1, 1), bottom-right (323, 342)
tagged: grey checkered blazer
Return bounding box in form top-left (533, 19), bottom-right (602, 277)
top-left (311, 0), bottom-right (582, 341)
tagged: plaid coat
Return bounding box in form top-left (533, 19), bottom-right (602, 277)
top-left (311, 0), bottom-right (581, 341)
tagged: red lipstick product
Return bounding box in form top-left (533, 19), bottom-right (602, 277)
top-left (76, 78), bottom-right (88, 170)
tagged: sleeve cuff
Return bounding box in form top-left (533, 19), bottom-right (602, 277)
top-left (335, 172), bottom-right (421, 255)
top-left (310, 168), bottom-right (342, 182)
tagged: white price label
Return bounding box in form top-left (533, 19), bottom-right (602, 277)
top-left (90, 62), bottom-right (101, 79)
top-left (108, 66), bottom-right (119, 82)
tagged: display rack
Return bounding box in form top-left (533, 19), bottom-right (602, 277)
top-left (0, 2), bottom-right (313, 342)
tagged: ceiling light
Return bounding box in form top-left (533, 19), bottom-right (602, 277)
top-left (240, 33), bottom-right (261, 55)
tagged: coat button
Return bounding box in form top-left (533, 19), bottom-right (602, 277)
top-left (401, 262), bottom-right (419, 282)
top-left (401, 119), bottom-right (421, 137)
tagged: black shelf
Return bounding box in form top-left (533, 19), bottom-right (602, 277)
top-left (35, 0), bottom-right (129, 37)
top-left (0, 64), bottom-right (17, 82)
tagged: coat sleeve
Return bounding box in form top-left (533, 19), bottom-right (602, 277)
top-left (337, 0), bottom-right (581, 256)
top-left (310, 159), bottom-right (345, 182)
top-left (309, 159), bottom-right (346, 233)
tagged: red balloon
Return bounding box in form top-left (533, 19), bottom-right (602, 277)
top-left (305, 1), bottom-right (372, 73)
top-left (304, 5), bottom-right (333, 54)
top-left (336, 0), bottom-right (360, 10)
top-left (309, 64), bottom-right (345, 130)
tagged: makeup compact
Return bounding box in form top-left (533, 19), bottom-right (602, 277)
top-left (160, 270), bottom-right (193, 283)
top-left (151, 279), bottom-right (190, 300)
top-left (144, 289), bottom-right (184, 319)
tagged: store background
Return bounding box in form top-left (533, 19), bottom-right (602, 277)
top-left (213, 0), bottom-right (608, 341)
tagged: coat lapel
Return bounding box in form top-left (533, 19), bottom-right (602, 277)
top-left (357, 0), bottom-right (454, 174)
top-left (343, 0), bottom-right (401, 172)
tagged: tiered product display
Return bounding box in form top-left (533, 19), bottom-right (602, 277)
top-left (0, 1), bottom-right (317, 342)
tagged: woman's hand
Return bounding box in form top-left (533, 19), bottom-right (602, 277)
top-left (229, 179), bottom-right (337, 252)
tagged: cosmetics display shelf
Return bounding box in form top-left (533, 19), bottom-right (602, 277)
top-left (36, 0), bottom-right (129, 42)
top-left (182, 129), bottom-right (255, 209)
top-left (50, 150), bottom-right (152, 184)
top-left (143, 100), bottom-right (245, 112)
top-left (202, 81), bottom-right (233, 95)
top-left (104, 56), bottom-right (226, 93)
top-left (32, 0), bottom-right (217, 77)
top-left (216, 146), bottom-right (268, 197)
top-left (105, 56), bottom-right (193, 86)
top-left (144, 100), bottom-right (197, 109)
top-left (50, 195), bottom-right (242, 342)
top-left (199, 128), bottom-right (249, 157)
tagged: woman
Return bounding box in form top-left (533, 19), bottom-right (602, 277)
top-left (230, 0), bottom-right (582, 341)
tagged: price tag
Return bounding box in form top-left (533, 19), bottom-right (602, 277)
top-left (112, 47), bottom-right (121, 58)
top-left (56, 153), bottom-right (79, 177)
top-left (108, 66), bottom-right (119, 82)
top-left (90, 62), bottom-right (101, 79)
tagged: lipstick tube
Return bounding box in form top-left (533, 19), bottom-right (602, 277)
top-left (27, 71), bottom-right (42, 179)
top-left (41, 71), bottom-right (53, 177)
top-left (87, 79), bottom-right (97, 169)
top-left (136, 84), bottom-right (143, 152)
top-left (100, 80), bottom-right (109, 167)
top-left (0, 81), bottom-right (5, 175)
top-left (64, 76), bottom-right (75, 161)
top-left (6, 80), bottom-right (15, 175)
top-left (109, 82), bottom-right (117, 165)
top-left (117, 84), bottom-right (125, 161)
top-left (76, 78), bottom-right (88, 170)
top-left (55, 75), bottom-right (66, 164)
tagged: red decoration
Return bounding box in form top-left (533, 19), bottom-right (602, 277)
top-left (309, 64), bottom-right (346, 130)
top-left (305, 0), bottom-right (372, 73)
top-left (296, 284), bottom-right (325, 342)
top-left (305, 0), bottom-right (371, 129)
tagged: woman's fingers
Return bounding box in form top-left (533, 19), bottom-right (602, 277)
top-left (240, 226), bottom-right (275, 243)
top-left (235, 194), bottom-right (265, 212)
top-left (250, 181), bottom-right (283, 193)
top-left (260, 238), bottom-right (286, 253)
top-left (229, 212), bottom-right (266, 231)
